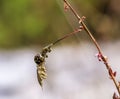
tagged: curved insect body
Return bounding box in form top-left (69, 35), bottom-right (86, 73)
top-left (34, 44), bottom-right (52, 88)
top-left (37, 61), bottom-right (47, 87)
top-left (34, 53), bottom-right (47, 87)
top-left (34, 29), bottom-right (80, 88)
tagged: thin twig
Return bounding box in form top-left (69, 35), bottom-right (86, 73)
top-left (63, 0), bottom-right (120, 96)
top-left (63, 0), bottom-right (101, 53)
top-left (52, 28), bottom-right (81, 45)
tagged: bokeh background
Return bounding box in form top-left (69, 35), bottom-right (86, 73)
top-left (0, 0), bottom-right (120, 99)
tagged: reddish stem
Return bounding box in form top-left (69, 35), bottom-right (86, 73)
top-left (63, 0), bottom-right (120, 96)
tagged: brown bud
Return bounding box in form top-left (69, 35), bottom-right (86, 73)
top-left (64, 2), bottom-right (69, 11)
top-left (113, 93), bottom-right (120, 99)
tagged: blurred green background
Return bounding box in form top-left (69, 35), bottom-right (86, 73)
top-left (0, 0), bottom-right (120, 48)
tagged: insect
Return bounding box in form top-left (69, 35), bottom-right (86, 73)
top-left (34, 28), bottom-right (80, 88)
top-left (34, 44), bottom-right (52, 88)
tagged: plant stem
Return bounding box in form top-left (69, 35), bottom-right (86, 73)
top-left (63, 0), bottom-right (120, 96)
top-left (52, 28), bottom-right (80, 45)
top-left (42, 28), bottom-right (81, 54)
top-left (63, 0), bottom-right (101, 53)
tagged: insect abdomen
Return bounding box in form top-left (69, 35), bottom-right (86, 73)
top-left (37, 64), bottom-right (47, 87)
